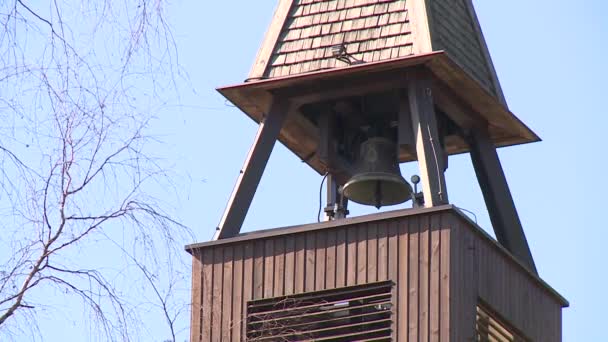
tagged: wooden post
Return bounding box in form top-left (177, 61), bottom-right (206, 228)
top-left (407, 73), bottom-right (449, 207)
top-left (467, 127), bottom-right (537, 274)
top-left (213, 97), bottom-right (289, 240)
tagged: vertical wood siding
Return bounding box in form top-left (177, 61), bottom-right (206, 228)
top-left (191, 212), bottom-right (451, 341)
top-left (190, 209), bottom-right (564, 341)
top-left (449, 214), bottom-right (564, 342)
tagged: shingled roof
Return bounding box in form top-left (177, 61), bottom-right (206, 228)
top-left (249, 0), bottom-right (505, 104)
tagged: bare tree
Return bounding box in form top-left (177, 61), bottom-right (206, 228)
top-left (0, 1), bottom-right (190, 340)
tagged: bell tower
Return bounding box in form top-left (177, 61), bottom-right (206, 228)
top-left (187, 1), bottom-right (568, 341)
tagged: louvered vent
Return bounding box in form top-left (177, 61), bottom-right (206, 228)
top-left (476, 304), bottom-right (529, 342)
top-left (246, 281), bottom-right (394, 341)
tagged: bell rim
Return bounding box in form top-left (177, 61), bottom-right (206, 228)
top-left (342, 172), bottom-right (413, 207)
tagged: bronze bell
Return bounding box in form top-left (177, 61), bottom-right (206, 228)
top-left (342, 137), bottom-right (412, 208)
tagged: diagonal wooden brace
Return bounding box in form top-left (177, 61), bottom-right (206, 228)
top-left (468, 127), bottom-right (537, 274)
top-left (213, 97), bottom-right (290, 240)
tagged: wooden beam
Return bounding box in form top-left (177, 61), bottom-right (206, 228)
top-left (248, 0), bottom-right (294, 79)
top-left (397, 91), bottom-right (415, 149)
top-left (277, 70), bottom-right (407, 107)
top-left (467, 127), bottom-right (537, 274)
top-left (213, 97), bottom-right (290, 240)
top-left (408, 73), bottom-right (449, 207)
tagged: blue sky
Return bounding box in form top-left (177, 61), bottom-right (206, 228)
top-left (157, 1), bottom-right (607, 340)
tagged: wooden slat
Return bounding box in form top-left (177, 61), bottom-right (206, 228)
top-left (211, 248), bottom-right (224, 342)
top-left (390, 219), bottom-right (403, 341)
top-left (325, 229), bottom-right (337, 289)
top-left (295, 234), bottom-right (306, 294)
top-left (346, 225), bottom-right (358, 286)
top-left (419, 215), bottom-right (430, 341)
top-left (335, 228), bottom-right (347, 288)
top-left (201, 249), bottom-right (213, 341)
top-left (251, 318), bottom-right (393, 341)
top-left (221, 246), bottom-right (234, 342)
top-left (305, 232), bottom-right (317, 292)
top-left (440, 213), bottom-right (451, 340)
top-left (190, 252), bottom-right (202, 342)
top-left (315, 231), bottom-right (327, 290)
top-left (357, 223), bottom-right (368, 284)
top-left (274, 237), bottom-right (285, 297)
top-left (249, 281), bottom-right (393, 307)
top-left (284, 236), bottom-right (296, 295)
top-left (377, 220), bottom-right (388, 281)
top-left (264, 239), bottom-right (274, 298)
top-left (232, 245), bottom-right (243, 342)
top-left (249, 293), bottom-right (391, 318)
top-left (242, 243), bottom-right (254, 339)
top-left (253, 241), bottom-right (265, 299)
top-left (430, 213), bottom-right (441, 340)
top-left (367, 222), bottom-right (378, 283)
top-left (408, 215), bottom-right (419, 341)
top-left (246, 280), bottom-right (394, 341)
top-left (249, 310), bottom-right (392, 335)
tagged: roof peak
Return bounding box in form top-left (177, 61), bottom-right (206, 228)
top-left (249, 0), bottom-right (505, 104)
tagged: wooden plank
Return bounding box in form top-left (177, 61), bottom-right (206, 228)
top-left (336, 228), bottom-right (347, 288)
top-left (377, 220), bottom-right (388, 281)
top-left (468, 127), bottom-right (537, 273)
top-left (408, 71), bottom-right (449, 206)
top-left (253, 241), bottom-right (265, 299)
top-left (284, 236), bottom-right (296, 295)
top-left (242, 243), bottom-right (254, 340)
top-left (305, 232), bottom-right (317, 291)
top-left (214, 97), bottom-right (290, 240)
top-left (430, 214), bottom-right (441, 340)
top-left (346, 224), bottom-right (358, 286)
top-left (408, 215), bottom-right (419, 341)
top-left (357, 223), bottom-right (368, 284)
top-left (419, 215), bottom-right (430, 342)
top-left (408, 0), bottom-right (433, 54)
top-left (325, 229), bottom-right (337, 289)
top-left (367, 222), bottom-right (378, 283)
top-left (461, 221), bottom-right (478, 341)
top-left (211, 248), bottom-right (224, 342)
top-left (232, 245), bottom-right (244, 342)
top-left (201, 249), bottom-right (214, 341)
top-left (264, 239), bottom-right (275, 298)
top-left (315, 231), bottom-right (327, 290)
top-left (395, 218), bottom-right (408, 341)
top-left (221, 246), bottom-right (234, 341)
top-left (439, 213), bottom-right (451, 341)
top-left (190, 252), bottom-right (202, 342)
top-left (274, 237), bottom-right (285, 297)
top-left (249, 0), bottom-right (295, 79)
top-left (295, 234), bottom-right (306, 293)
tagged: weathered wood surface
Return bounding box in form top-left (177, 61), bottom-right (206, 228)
top-left (259, 0), bottom-right (413, 78)
top-left (449, 212), bottom-right (565, 342)
top-left (190, 207), bottom-right (566, 341)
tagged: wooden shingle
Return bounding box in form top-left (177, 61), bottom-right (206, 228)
top-left (259, 0), bottom-right (412, 76)
top-left (249, 0), bottom-right (505, 103)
